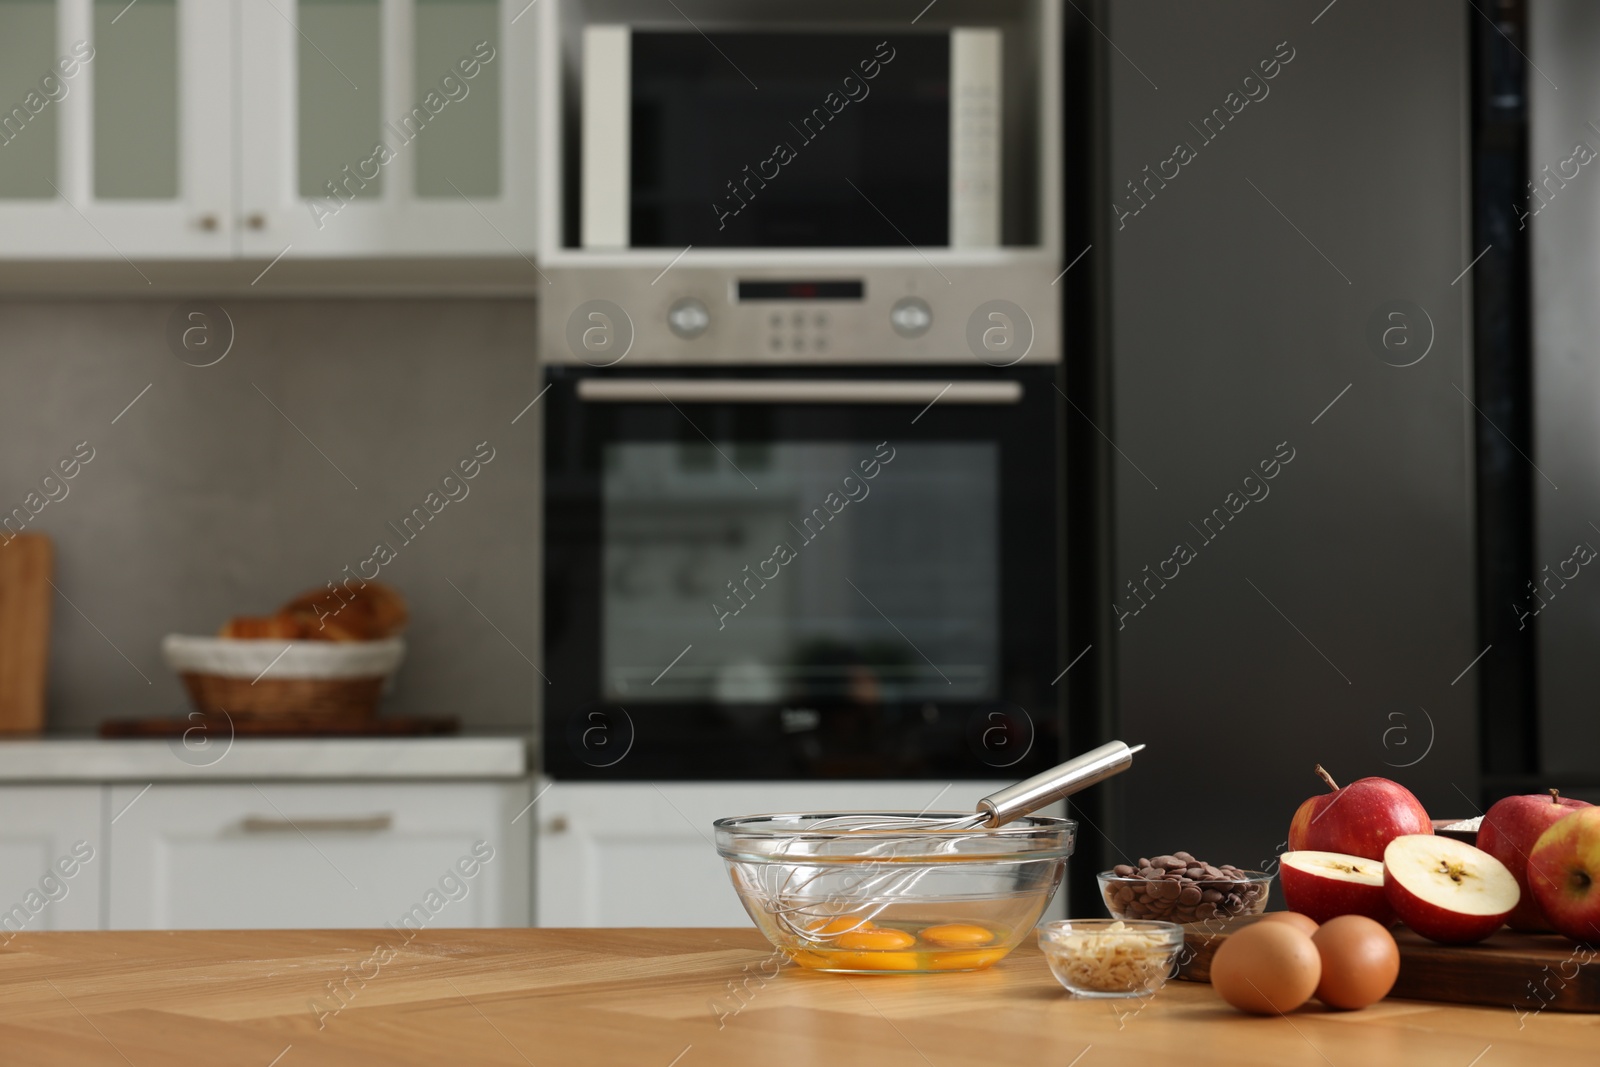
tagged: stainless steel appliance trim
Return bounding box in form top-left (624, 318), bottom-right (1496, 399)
top-left (540, 264), bottom-right (1061, 366)
top-left (575, 379), bottom-right (1023, 405)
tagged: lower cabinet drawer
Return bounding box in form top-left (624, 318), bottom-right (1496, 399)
top-left (108, 781), bottom-right (531, 929)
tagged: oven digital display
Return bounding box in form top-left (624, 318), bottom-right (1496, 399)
top-left (737, 280), bottom-right (865, 301)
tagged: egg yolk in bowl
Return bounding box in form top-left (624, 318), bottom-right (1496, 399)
top-left (790, 920), bottom-right (1010, 972)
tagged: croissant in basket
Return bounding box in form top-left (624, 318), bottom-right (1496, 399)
top-left (217, 614), bottom-right (306, 640)
top-left (219, 582), bottom-right (408, 642)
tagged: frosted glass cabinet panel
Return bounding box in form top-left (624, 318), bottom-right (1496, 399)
top-left (92, 0), bottom-right (179, 200)
top-left (239, 0), bottom-right (537, 257)
top-left (296, 0), bottom-right (383, 201)
top-left (0, 0), bottom-right (61, 200)
top-left (414, 0), bottom-right (500, 198)
top-left (0, 0), bottom-right (232, 259)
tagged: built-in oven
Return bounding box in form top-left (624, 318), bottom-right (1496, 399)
top-left (542, 362), bottom-right (1061, 781)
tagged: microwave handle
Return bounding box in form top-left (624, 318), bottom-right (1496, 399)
top-left (574, 379), bottom-right (1022, 405)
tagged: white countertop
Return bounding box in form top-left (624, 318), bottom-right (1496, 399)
top-left (0, 736), bottom-right (534, 782)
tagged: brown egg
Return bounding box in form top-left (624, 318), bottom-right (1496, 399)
top-left (1210, 922), bottom-right (1322, 1015)
top-left (1258, 912), bottom-right (1320, 937)
top-left (1311, 915), bottom-right (1399, 1010)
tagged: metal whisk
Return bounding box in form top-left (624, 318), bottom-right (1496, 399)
top-left (748, 741), bottom-right (1146, 942)
top-left (804, 741), bottom-right (1147, 835)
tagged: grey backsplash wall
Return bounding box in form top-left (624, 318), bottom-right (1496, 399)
top-left (0, 298), bottom-right (541, 734)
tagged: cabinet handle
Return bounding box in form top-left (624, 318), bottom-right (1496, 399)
top-left (197, 213), bottom-right (220, 232)
top-left (246, 213), bottom-right (266, 230)
top-left (241, 814), bottom-right (393, 834)
top-left (545, 815), bottom-right (569, 834)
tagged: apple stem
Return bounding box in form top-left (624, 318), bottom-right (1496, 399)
top-left (1314, 764), bottom-right (1340, 792)
top-left (1552, 788), bottom-right (1562, 804)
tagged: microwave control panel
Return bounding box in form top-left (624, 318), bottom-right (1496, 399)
top-left (541, 264), bottom-right (1061, 366)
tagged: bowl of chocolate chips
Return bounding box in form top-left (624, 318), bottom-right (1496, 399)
top-left (1098, 853), bottom-right (1272, 925)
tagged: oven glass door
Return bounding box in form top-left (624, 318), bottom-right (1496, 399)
top-left (543, 366), bottom-right (1059, 780)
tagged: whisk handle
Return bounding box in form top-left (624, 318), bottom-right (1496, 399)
top-left (975, 740), bottom-right (1144, 827)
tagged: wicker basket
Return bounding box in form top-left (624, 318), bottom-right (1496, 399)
top-left (177, 673), bottom-right (388, 721)
top-left (162, 636), bottom-right (405, 721)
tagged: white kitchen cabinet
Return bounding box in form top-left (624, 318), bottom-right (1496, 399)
top-left (0, 0), bottom-right (232, 259)
top-left (0, 0), bottom-right (536, 260)
top-left (108, 780), bottom-right (532, 929)
top-left (0, 785), bottom-right (104, 934)
top-left (237, 0), bottom-right (538, 256)
top-left (535, 781), bottom-right (1065, 927)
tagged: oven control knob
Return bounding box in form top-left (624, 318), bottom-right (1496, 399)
top-left (890, 297), bottom-right (933, 338)
top-left (667, 298), bottom-right (711, 339)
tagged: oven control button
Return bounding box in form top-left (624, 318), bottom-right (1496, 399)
top-left (890, 297), bottom-right (933, 338)
top-left (667, 298), bottom-right (711, 339)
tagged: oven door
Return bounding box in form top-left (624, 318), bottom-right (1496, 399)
top-left (543, 365), bottom-right (1060, 780)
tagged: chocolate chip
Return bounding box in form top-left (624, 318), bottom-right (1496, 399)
top-left (1101, 852), bottom-right (1265, 923)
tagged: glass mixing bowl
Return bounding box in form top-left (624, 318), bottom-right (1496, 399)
top-left (713, 811), bottom-right (1075, 974)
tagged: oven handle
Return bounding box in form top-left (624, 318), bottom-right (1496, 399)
top-left (575, 379), bottom-right (1023, 405)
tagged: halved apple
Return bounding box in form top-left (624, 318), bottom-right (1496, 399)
top-left (1279, 850), bottom-right (1394, 925)
top-left (1383, 834), bottom-right (1519, 944)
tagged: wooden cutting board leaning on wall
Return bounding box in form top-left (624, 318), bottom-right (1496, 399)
top-left (0, 534), bottom-right (53, 734)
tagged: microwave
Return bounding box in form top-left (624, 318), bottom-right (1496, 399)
top-left (580, 26), bottom-right (1004, 250)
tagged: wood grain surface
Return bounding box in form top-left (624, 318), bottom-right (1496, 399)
top-left (0, 534), bottom-right (52, 733)
top-left (1180, 915), bottom-right (1600, 1012)
top-left (0, 928), bottom-right (1593, 1066)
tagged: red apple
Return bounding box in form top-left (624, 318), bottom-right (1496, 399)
top-left (1527, 807), bottom-right (1600, 944)
top-left (1279, 851), bottom-right (1395, 925)
top-left (1480, 789), bottom-right (1591, 931)
top-left (1383, 834), bottom-right (1519, 944)
top-left (1288, 765), bottom-right (1433, 861)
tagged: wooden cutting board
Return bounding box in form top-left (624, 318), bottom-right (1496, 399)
top-left (0, 534), bottom-right (52, 734)
top-left (1179, 914), bottom-right (1600, 1012)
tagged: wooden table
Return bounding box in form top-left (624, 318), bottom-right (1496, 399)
top-left (3, 928), bottom-right (1595, 1065)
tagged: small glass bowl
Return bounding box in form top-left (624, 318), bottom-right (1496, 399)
top-left (1039, 919), bottom-right (1184, 998)
top-left (1097, 869), bottom-right (1273, 925)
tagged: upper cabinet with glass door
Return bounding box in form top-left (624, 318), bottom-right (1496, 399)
top-left (0, 0), bottom-right (232, 261)
top-left (237, 0), bottom-right (537, 257)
